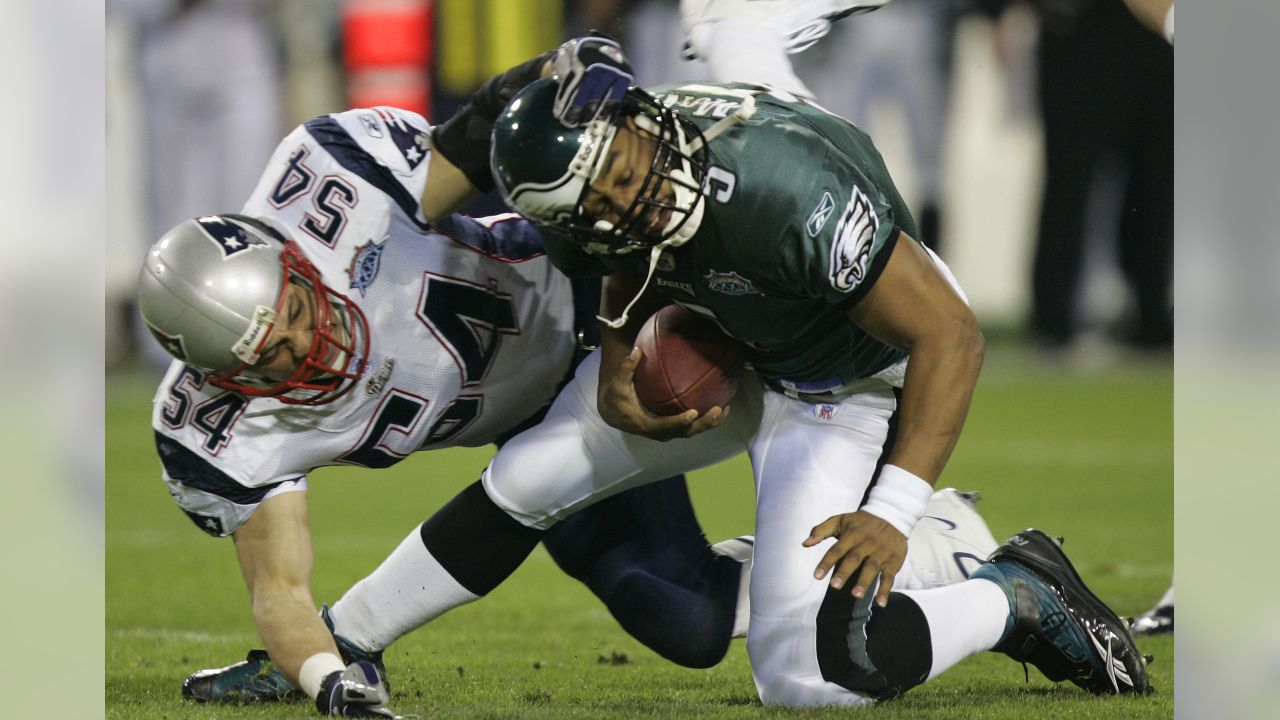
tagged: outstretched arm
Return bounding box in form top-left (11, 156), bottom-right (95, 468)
top-left (231, 491), bottom-right (343, 695)
top-left (804, 233), bottom-right (983, 607)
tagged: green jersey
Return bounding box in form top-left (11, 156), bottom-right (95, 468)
top-left (543, 82), bottom-right (918, 396)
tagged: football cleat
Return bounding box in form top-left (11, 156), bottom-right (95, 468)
top-left (180, 604), bottom-right (386, 704)
top-left (1130, 604), bottom-right (1173, 636)
top-left (181, 649), bottom-right (304, 704)
top-left (972, 529), bottom-right (1151, 694)
top-left (680, 0), bottom-right (893, 54)
top-left (319, 660), bottom-right (402, 718)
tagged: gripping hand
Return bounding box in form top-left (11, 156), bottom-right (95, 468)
top-left (551, 33), bottom-right (634, 126)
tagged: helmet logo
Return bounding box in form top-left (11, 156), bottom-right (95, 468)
top-left (146, 323), bottom-right (188, 361)
top-left (196, 216), bottom-right (269, 258)
top-left (230, 305), bottom-right (277, 365)
top-left (346, 239), bottom-right (385, 298)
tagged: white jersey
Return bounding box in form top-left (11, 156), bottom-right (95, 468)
top-left (153, 107), bottom-right (581, 537)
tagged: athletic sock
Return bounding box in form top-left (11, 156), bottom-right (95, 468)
top-left (329, 481), bottom-right (542, 651)
top-left (327, 523), bottom-right (479, 652)
top-left (898, 579), bottom-right (1010, 680)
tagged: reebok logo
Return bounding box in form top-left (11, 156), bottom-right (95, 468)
top-left (806, 191), bottom-right (836, 237)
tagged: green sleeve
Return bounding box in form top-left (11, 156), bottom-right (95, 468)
top-left (776, 144), bottom-right (902, 307)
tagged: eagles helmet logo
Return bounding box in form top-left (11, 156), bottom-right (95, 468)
top-left (828, 187), bottom-right (880, 293)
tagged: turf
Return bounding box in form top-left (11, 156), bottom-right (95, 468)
top-left (105, 345), bottom-right (1173, 718)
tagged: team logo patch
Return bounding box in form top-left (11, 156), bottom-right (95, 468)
top-left (146, 324), bottom-right (187, 361)
top-left (347, 240), bottom-right (385, 297)
top-left (374, 108), bottom-right (430, 170)
top-left (196, 216), bottom-right (269, 258)
top-left (704, 269), bottom-right (758, 295)
top-left (184, 510), bottom-right (225, 537)
top-left (806, 191), bottom-right (836, 237)
top-left (358, 112), bottom-right (384, 138)
top-left (657, 252), bottom-right (676, 272)
top-left (828, 187), bottom-right (880, 293)
top-left (816, 403), bottom-right (840, 421)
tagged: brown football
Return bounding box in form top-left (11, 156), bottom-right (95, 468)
top-left (633, 304), bottom-right (745, 416)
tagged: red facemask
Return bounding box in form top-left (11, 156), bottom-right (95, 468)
top-left (209, 241), bottom-right (370, 405)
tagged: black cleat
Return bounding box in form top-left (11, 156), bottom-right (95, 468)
top-left (972, 529), bottom-right (1151, 694)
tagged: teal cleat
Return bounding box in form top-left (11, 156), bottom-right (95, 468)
top-left (181, 649), bottom-right (305, 704)
top-left (181, 604), bottom-right (387, 704)
top-left (972, 529), bottom-right (1151, 695)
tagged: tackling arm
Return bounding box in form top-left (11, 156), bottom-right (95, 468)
top-left (231, 490), bottom-right (341, 690)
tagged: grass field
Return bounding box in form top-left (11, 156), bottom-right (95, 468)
top-left (105, 344), bottom-right (1174, 719)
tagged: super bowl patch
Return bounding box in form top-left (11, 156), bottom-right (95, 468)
top-left (704, 269), bottom-right (759, 296)
top-left (347, 240), bottom-right (385, 297)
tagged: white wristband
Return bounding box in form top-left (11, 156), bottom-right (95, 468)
top-left (860, 464), bottom-right (933, 537)
top-left (1163, 6), bottom-right (1174, 46)
top-left (299, 652), bottom-right (346, 699)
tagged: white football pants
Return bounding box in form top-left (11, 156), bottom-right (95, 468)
top-left (484, 351), bottom-right (898, 707)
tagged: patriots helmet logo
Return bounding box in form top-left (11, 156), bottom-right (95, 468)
top-left (195, 216), bottom-right (269, 258)
top-left (827, 186), bottom-right (880, 293)
top-left (146, 323), bottom-right (187, 361)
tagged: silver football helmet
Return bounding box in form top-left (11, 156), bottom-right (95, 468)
top-left (137, 214), bottom-right (369, 405)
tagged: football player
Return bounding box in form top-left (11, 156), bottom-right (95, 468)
top-left (139, 34), bottom-right (1002, 717)
top-left (305, 5), bottom-right (1151, 709)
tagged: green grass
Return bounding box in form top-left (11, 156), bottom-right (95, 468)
top-left (105, 345), bottom-right (1173, 718)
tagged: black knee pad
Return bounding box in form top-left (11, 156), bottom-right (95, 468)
top-left (816, 588), bottom-right (932, 700)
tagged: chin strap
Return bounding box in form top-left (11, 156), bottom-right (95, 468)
top-left (596, 240), bottom-right (671, 329)
top-left (596, 95), bottom-right (758, 330)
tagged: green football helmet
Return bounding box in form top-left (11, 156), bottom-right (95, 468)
top-left (490, 77), bottom-right (709, 255)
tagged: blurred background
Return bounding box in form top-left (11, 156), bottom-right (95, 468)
top-left (104, 0), bottom-right (1173, 376)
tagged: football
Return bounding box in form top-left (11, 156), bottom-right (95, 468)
top-left (632, 304), bottom-right (744, 416)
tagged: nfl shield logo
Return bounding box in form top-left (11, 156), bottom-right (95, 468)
top-left (816, 403), bottom-right (839, 421)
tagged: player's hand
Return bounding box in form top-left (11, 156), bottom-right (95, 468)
top-left (551, 32), bottom-right (634, 127)
top-left (598, 347), bottom-right (729, 441)
top-left (803, 510), bottom-right (907, 608)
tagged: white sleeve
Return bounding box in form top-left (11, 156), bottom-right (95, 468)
top-left (306, 106), bottom-right (437, 227)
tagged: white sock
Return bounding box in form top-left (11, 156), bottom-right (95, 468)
top-left (899, 579), bottom-right (1010, 680)
top-left (298, 652), bottom-right (345, 699)
top-left (327, 524), bottom-right (480, 651)
top-left (689, 20), bottom-right (815, 99)
top-left (1156, 584), bottom-right (1174, 608)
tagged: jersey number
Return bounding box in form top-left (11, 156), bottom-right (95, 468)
top-left (418, 274), bottom-right (519, 386)
top-left (337, 390), bottom-right (428, 469)
top-left (267, 146), bottom-right (359, 247)
top-left (162, 366), bottom-right (248, 455)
